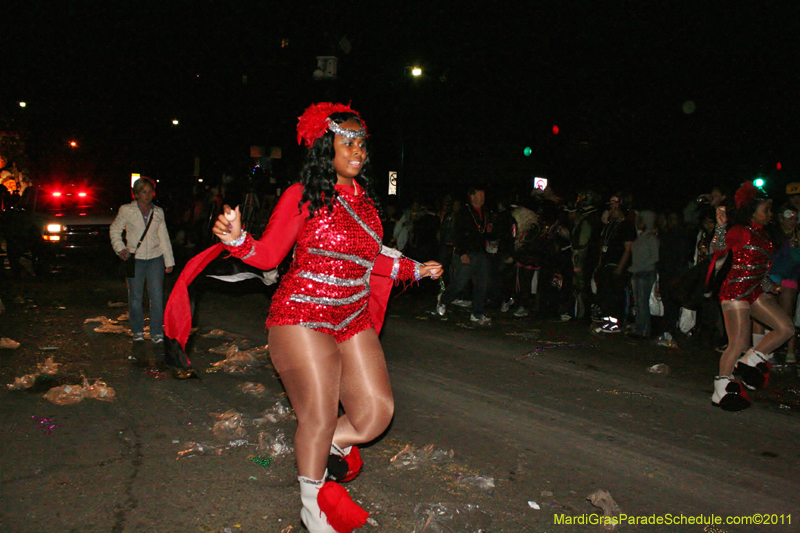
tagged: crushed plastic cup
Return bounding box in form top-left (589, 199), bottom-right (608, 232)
top-left (647, 363), bottom-right (670, 375)
top-left (210, 344), bottom-right (269, 374)
top-left (177, 441), bottom-right (224, 458)
top-left (411, 503), bottom-right (492, 533)
top-left (587, 489), bottom-right (621, 531)
top-left (37, 357), bottom-right (61, 375)
top-left (390, 443), bottom-right (455, 470)
top-left (456, 475), bottom-right (495, 491)
top-left (528, 501), bottom-right (540, 510)
top-left (238, 382), bottom-right (267, 396)
top-left (253, 400), bottom-right (294, 425)
top-left (83, 378), bottom-right (116, 401)
top-left (0, 337), bottom-right (21, 350)
top-left (211, 409), bottom-right (248, 439)
top-left (202, 329), bottom-right (238, 339)
top-left (256, 430), bottom-right (293, 457)
top-left (7, 373), bottom-right (39, 390)
top-left (43, 383), bottom-right (87, 405)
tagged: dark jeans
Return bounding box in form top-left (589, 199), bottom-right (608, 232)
top-left (127, 255), bottom-right (166, 338)
top-left (441, 251), bottom-right (490, 315)
top-left (596, 265), bottom-right (630, 321)
top-left (631, 270), bottom-right (657, 336)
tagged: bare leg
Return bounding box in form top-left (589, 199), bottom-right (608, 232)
top-left (268, 325), bottom-right (341, 480)
top-left (750, 293), bottom-right (795, 354)
top-left (720, 301), bottom-right (751, 376)
top-left (333, 328), bottom-right (394, 449)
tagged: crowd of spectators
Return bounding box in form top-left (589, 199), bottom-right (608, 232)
top-left (386, 181), bottom-right (800, 361)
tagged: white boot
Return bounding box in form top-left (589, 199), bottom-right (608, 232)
top-left (735, 348), bottom-right (771, 389)
top-left (711, 375), bottom-right (750, 411)
top-left (299, 474), bottom-right (336, 533)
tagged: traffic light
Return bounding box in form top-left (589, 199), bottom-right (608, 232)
top-left (753, 178), bottom-right (765, 188)
top-left (552, 125), bottom-right (559, 135)
top-left (523, 147), bottom-right (532, 157)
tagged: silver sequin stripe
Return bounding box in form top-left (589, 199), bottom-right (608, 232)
top-left (726, 274), bottom-right (766, 284)
top-left (299, 303), bottom-right (368, 331)
top-left (297, 270), bottom-right (367, 287)
top-left (731, 263), bottom-right (770, 270)
top-left (336, 196), bottom-right (382, 245)
top-left (307, 247), bottom-right (372, 268)
top-left (742, 244), bottom-right (770, 257)
top-left (290, 287), bottom-right (370, 307)
top-left (381, 245), bottom-right (403, 258)
top-left (734, 280), bottom-right (762, 301)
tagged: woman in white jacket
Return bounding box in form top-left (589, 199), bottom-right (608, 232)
top-left (110, 177), bottom-right (175, 343)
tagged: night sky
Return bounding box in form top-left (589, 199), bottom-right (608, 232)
top-left (3, 1), bottom-right (799, 208)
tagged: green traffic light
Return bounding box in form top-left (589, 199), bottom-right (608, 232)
top-left (753, 178), bottom-right (765, 188)
top-left (523, 147), bottom-right (532, 157)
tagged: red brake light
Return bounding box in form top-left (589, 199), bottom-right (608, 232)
top-left (52, 192), bottom-right (62, 197)
top-left (78, 192), bottom-right (87, 197)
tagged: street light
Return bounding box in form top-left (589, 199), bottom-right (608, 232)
top-left (411, 67), bottom-right (422, 77)
top-left (172, 119), bottom-right (179, 126)
top-left (69, 140), bottom-right (78, 148)
top-left (18, 102), bottom-right (26, 108)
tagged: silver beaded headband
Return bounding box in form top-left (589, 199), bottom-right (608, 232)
top-left (327, 119), bottom-right (366, 139)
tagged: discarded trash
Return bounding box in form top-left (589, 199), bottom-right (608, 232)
top-left (587, 489), bottom-right (621, 531)
top-left (540, 490), bottom-right (553, 497)
top-left (238, 382), bottom-right (267, 396)
top-left (144, 370), bottom-right (170, 379)
top-left (390, 443), bottom-right (455, 470)
top-left (528, 501), bottom-right (540, 510)
top-left (517, 343), bottom-right (594, 360)
top-left (203, 329), bottom-right (238, 339)
top-left (37, 357), bottom-right (61, 375)
top-left (211, 410), bottom-right (247, 439)
top-left (177, 441), bottom-right (224, 458)
top-left (703, 526), bottom-right (731, 533)
top-left (647, 363), bottom-right (670, 375)
top-left (505, 331), bottom-right (540, 340)
top-left (456, 475), bottom-right (495, 491)
top-left (0, 338), bottom-right (21, 350)
top-left (7, 374), bottom-right (39, 390)
top-left (366, 517), bottom-right (379, 527)
top-left (209, 344), bottom-right (269, 374)
top-left (248, 454), bottom-right (273, 468)
top-left (411, 503), bottom-right (492, 533)
top-left (32, 416), bottom-right (59, 436)
top-left (253, 400), bottom-right (294, 425)
top-left (43, 384), bottom-right (86, 405)
top-left (116, 312), bottom-right (129, 321)
top-left (83, 378), bottom-right (116, 401)
top-left (107, 301), bottom-right (127, 308)
top-left (38, 346), bottom-right (58, 351)
top-left (256, 430), bottom-right (293, 457)
top-left (85, 316), bottom-right (117, 324)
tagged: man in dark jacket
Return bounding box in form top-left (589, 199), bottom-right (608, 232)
top-left (436, 187), bottom-right (492, 325)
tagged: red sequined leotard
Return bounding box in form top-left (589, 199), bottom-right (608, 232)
top-left (223, 182), bottom-right (417, 342)
top-left (715, 223), bottom-right (773, 303)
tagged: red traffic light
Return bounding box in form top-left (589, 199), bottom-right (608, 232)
top-left (552, 125), bottom-right (559, 135)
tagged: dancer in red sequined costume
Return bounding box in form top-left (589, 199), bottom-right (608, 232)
top-left (710, 182), bottom-right (793, 411)
top-left (213, 104), bottom-right (442, 533)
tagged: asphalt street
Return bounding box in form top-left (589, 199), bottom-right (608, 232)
top-left (1, 267), bottom-right (799, 533)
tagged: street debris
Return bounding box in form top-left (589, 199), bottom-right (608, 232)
top-left (208, 344), bottom-right (269, 374)
top-left (38, 346), bottom-right (58, 351)
top-left (0, 337), bottom-right (21, 349)
top-left (177, 441), bottom-right (224, 458)
top-left (85, 316), bottom-right (135, 335)
top-left (37, 357), bottom-right (61, 374)
top-left (116, 312), bottom-right (129, 321)
top-left (390, 443), bottom-right (455, 470)
top-left (8, 374), bottom-right (39, 390)
top-left (42, 378), bottom-right (116, 405)
top-left (505, 330), bottom-right (540, 340)
top-left (256, 430), bottom-right (293, 457)
top-left (211, 409), bottom-right (248, 439)
top-left (527, 501), bottom-right (540, 510)
top-left (517, 342), bottom-right (595, 360)
top-left (647, 363), bottom-right (670, 375)
top-left (238, 382), bottom-right (267, 396)
top-left (456, 475), bottom-right (495, 491)
top-left (597, 388), bottom-right (654, 400)
top-left (253, 400), bottom-right (294, 425)
top-left (411, 502), bottom-right (492, 533)
top-left (248, 454), bottom-right (273, 468)
top-left (202, 329), bottom-right (239, 339)
top-left (587, 489), bottom-right (621, 531)
top-left (32, 416), bottom-right (59, 436)
top-left (107, 301), bottom-right (127, 308)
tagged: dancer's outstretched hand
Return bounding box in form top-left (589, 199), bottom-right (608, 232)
top-left (212, 205), bottom-right (242, 243)
top-left (419, 261), bottom-right (443, 279)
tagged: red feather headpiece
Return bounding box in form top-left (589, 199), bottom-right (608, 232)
top-left (296, 102), bottom-right (366, 147)
top-left (734, 181), bottom-right (758, 209)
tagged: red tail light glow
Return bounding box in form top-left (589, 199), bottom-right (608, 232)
top-left (78, 192), bottom-right (87, 197)
top-left (52, 192), bottom-right (62, 197)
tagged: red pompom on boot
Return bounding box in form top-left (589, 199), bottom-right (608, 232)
top-left (327, 445), bottom-right (364, 483)
top-left (317, 481), bottom-right (369, 533)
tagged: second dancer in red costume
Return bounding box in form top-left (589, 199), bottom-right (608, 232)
top-left (710, 181), bottom-right (793, 411)
top-left (212, 103), bottom-right (442, 533)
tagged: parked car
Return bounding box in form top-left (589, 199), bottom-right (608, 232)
top-left (3, 183), bottom-right (117, 274)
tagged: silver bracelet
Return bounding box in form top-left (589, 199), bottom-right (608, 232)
top-left (223, 230), bottom-right (248, 247)
top-left (710, 224), bottom-right (726, 252)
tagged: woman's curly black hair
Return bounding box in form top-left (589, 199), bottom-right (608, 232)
top-left (729, 187), bottom-right (770, 228)
top-left (298, 112), bottom-right (382, 218)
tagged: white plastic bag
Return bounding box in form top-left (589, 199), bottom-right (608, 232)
top-left (649, 275), bottom-right (664, 317)
top-left (678, 307), bottom-right (696, 334)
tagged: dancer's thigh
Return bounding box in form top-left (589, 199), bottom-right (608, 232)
top-left (337, 329), bottom-right (393, 418)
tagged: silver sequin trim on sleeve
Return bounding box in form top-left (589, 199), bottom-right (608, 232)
top-left (390, 258), bottom-right (400, 279)
top-left (380, 245), bottom-right (403, 258)
top-left (242, 245), bottom-right (256, 260)
top-left (710, 224), bottom-right (727, 252)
